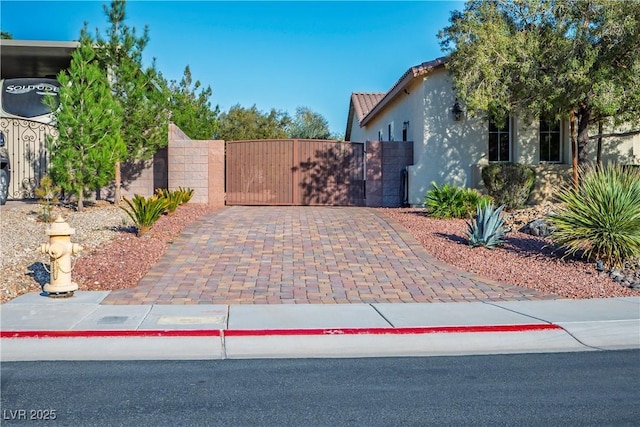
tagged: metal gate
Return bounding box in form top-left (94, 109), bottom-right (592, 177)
top-left (0, 118), bottom-right (57, 199)
top-left (226, 139), bottom-right (365, 206)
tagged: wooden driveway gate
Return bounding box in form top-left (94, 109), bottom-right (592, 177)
top-left (225, 139), bottom-right (365, 206)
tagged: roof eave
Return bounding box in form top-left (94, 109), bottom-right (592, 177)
top-left (345, 100), bottom-right (355, 141)
top-left (360, 57), bottom-right (446, 127)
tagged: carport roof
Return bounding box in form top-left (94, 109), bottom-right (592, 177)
top-left (0, 39), bottom-right (79, 79)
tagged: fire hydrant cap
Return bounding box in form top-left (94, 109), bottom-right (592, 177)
top-left (46, 215), bottom-right (75, 236)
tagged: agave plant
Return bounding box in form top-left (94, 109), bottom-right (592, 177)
top-left (120, 194), bottom-right (168, 236)
top-left (466, 203), bottom-right (508, 249)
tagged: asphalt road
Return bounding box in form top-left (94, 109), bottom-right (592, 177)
top-left (2, 350), bottom-right (639, 426)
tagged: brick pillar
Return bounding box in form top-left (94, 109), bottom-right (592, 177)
top-left (208, 140), bottom-right (225, 208)
top-left (168, 139), bottom-right (209, 204)
top-left (167, 124), bottom-right (226, 207)
top-left (381, 141), bottom-right (413, 207)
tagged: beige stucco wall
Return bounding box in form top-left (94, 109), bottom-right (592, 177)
top-left (348, 114), bottom-right (367, 143)
top-left (349, 69), bottom-right (639, 207)
top-left (408, 70), bottom-right (486, 205)
top-left (584, 123), bottom-right (640, 165)
top-left (351, 78), bottom-right (426, 145)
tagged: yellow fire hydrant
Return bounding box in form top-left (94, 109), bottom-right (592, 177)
top-left (40, 215), bottom-right (83, 297)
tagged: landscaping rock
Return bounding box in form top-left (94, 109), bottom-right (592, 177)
top-left (606, 263), bottom-right (640, 290)
top-left (502, 201), bottom-right (560, 234)
top-left (610, 269), bottom-right (624, 282)
top-left (519, 219), bottom-right (555, 238)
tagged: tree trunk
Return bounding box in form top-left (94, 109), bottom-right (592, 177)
top-left (576, 107), bottom-right (591, 165)
top-left (570, 110), bottom-right (578, 189)
top-left (596, 120), bottom-right (603, 169)
top-left (114, 161), bottom-right (122, 204)
top-left (77, 192), bottom-right (84, 212)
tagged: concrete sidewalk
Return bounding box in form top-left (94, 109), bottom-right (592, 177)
top-left (1, 292), bottom-right (638, 361)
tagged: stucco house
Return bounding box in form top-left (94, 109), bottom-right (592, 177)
top-left (345, 57), bottom-right (640, 206)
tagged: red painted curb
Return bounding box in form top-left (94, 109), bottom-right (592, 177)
top-left (0, 330), bottom-right (221, 339)
top-left (224, 324), bottom-right (562, 336)
top-left (0, 324), bottom-right (561, 339)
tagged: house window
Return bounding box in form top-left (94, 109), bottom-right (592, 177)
top-left (540, 118), bottom-right (561, 162)
top-left (388, 121), bottom-right (395, 141)
top-left (488, 118), bottom-right (510, 162)
top-left (378, 129), bottom-right (383, 141)
top-left (402, 121), bottom-right (409, 141)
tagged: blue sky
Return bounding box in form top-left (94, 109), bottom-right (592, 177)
top-left (1, 1), bottom-right (462, 135)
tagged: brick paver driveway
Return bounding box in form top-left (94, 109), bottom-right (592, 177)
top-left (102, 206), bottom-right (556, 305)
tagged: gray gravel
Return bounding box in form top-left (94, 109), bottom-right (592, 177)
top-left (0, 202), bottom-right (129, 302)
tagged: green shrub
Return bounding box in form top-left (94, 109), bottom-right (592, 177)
top-left (424, 182), bottom-right (491, 219)
top-left (550, 165), bottom-right (640, 268)
top-left (481, 163), bottom-right (535, 210)
top-left (466, 203), bottom-right (508, 249)
top-left (120, 194), bottom-right (168, 236)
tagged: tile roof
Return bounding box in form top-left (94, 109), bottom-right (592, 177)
top-left (345, 57), bottom-right (447, 140)
top-left (351, 92), bottom-right (386, 124)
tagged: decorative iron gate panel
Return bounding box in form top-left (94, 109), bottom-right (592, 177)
top-left (0, 118), bottom-right (57, 200)
top-left (225, 139), bottom-right (365, 206)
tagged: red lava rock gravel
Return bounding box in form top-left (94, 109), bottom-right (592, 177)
top-left (3, 202), bottom-right (637, 303)
top-left (378, 208), bottom-right (639, 300)
top-left (73, 204), bottom-right (213, 293)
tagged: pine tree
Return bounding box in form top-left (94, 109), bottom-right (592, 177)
top-left (46, 27), bottom-right (126, 211)
top-left (96, 0), bottom-right (170, 202)
top-left (167, 65), bottom-right (220, 140)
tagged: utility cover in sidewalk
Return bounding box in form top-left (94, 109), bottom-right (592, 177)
top-left (157, 316), bottom-right (225, 325)
top-left (97, 316), bottom-right (128, 325)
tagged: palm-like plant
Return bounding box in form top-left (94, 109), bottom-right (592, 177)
top-left (177, 186), bottom-right (194, 204)
top-left (550, 165), bottom-right (640, 268)
top-left (155, 188), bottom-right (181, 215)
top-left (424, 182), bottom-right (491, 219)
top-left (120, 194), bottom-right (168, 236)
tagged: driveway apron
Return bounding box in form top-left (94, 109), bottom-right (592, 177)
top-left (102, 206), bottom-right (556, 305)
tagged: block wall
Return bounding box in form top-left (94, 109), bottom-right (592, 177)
top-left (167, 123), bottom-right (225, 207)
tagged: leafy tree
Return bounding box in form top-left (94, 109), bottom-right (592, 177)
top-left (46, 27), bottom-right (126, 211)
top-left (330, 131), bottom-right (345, 141)
top-left (1, 31), bottom-right (13, 39)
top-left (95, 0), bottom-right (170, 202)
top-left (216, 104), bottom-right (291, 141)
top-left (287, 106), bottom-right (332, 139)
top-left (167, 65), bottom-right (220, 139)
top-left (438, 0), bottom-right (640, 165)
